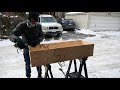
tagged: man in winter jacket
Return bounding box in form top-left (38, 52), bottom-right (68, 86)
top-left (9, 12), bottom-right (44, 78)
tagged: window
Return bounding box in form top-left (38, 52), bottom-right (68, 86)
top-left (41, 17), bottom-right (57, 23)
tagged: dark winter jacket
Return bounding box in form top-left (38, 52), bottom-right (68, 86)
top-left (9, 21), bottom-right (44, 46)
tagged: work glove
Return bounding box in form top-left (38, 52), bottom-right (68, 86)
top-left (29, 38), bottom-right (40, 47)
top-left (15, 38), bottom-right (26, 49)
top-left (30, 37), bottom-right (44, 47)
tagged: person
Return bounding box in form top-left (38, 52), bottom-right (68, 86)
top-left (9, 12), bottom-right (44, 78)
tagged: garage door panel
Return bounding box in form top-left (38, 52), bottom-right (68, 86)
top-left (90, 15), bottom-right (120, 31)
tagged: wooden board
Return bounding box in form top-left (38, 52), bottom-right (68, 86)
top-left (29, 40), bottom-right (94, 67)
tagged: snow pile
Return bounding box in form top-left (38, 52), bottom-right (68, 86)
top-left (86, 30), bottom-right (120, 41)
top-left (65, 12), bottom-right (83, 15)
top-left (98, 31), bottom-right (120, 38)
top-left (74, 29), bottom-right (96, 36)
top-left (0, 39), bottom-right (14, 47)
top-left (42, 38), bottom-right (80, 44)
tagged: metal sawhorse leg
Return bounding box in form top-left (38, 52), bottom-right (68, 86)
top-left (44, 64), bottom-right (53, 78)
top-left (65, 57), bottom-right (88, 78)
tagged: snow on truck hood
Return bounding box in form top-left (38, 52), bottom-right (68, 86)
top-left (40, 22), bottom-right (62, 27)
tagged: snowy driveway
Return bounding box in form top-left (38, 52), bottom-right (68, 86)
top-left (0, 30), bottom-right (120, 78)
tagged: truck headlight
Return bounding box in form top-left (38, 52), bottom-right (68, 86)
top-left (42, 26), bottom-right (48, 30)
top-left (59, 26), bottom-right (63, 29)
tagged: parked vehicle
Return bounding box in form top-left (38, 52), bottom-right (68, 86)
top-left (57, 18), bottom-right (76, 31)
top-left (38, 14), bottom-right (63, 37)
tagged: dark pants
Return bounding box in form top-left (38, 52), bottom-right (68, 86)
top-left (23, 48), bottom-right (42, 78)
top-left (36, 66), bottom-right (42, 77)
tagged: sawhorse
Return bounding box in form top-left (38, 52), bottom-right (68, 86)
top-left (43, 57), bottom-right (88, 78)
top-left (65, 57), bottom-right (88, 78)
top-left (44, 64), bottom-right (53, 78)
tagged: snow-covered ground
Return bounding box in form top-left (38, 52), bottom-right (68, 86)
top-left (0, 29), bottom-right (120, 78)
top-left (0, 39), bottom-right (14, 47)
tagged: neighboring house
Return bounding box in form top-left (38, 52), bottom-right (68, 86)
top-left (42, 12), bottom-right (65, 18)
top-left (65, 12), bottom-right (120, 31)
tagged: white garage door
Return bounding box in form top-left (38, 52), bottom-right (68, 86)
top-left (90, 15), bottom-right (120, 31)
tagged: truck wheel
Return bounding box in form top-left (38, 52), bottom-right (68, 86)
top-left (56, 33), bottom-right (62, 37)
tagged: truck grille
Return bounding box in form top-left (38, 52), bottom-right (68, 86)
top-left (49, 27), bottom-right (58, 29)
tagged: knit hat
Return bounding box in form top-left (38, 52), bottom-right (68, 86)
top-left (27, 12), bottom-right (39, 21)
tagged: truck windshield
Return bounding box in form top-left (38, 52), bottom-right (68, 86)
top-left (41, 17), bottom-right (57, 23)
